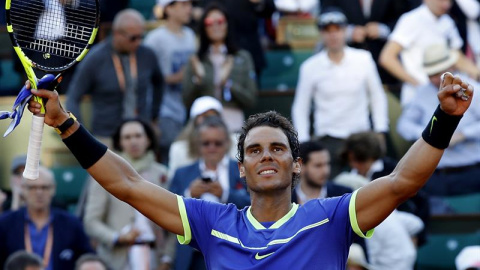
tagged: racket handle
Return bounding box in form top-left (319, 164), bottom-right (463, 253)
top-left (23, 115), bottom-right (45, 181)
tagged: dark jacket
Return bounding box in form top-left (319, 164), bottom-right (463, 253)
top-left (66, 37), bottom-right (164, 137)
top-left (0, 207), bottom-right (93, 269)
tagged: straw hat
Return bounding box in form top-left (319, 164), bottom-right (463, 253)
top-left (423, 43), bottom-right (458, 76)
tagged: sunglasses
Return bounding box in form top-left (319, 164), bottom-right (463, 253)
top-left (201, 140), bottom-right (225, 147)
top-left (24, 185), bottom-right (53, 192)
top-left (120, 31), bottom-right (144, 42)
top-left (204, 17), bottom-right (226, 27)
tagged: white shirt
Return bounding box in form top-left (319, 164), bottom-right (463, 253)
top-left (292, 47), bottom-right (388, 142)
top-left (366, 210), bottom-right (424, 270)
top-left (389, 4), bottom-right (463, 106)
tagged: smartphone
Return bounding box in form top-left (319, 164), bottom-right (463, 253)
top-left (201, 177), bottom-right (212, 183)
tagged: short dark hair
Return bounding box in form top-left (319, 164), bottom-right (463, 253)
top-left (237, 111), bottom-right (300, 187)
top-left (75, 253), bottom-right (109, 270)
top-left (5, 251), bottom-right (42, 270)
top-left (299, 141), bottom-right (327, 165)
top-left (112, 118), bottom-right (158, 153)
top-left (340, 132), bottom-right (383, 163)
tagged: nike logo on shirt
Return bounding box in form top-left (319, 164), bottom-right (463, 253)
top-left (255, 252), bottom-right (275, 260)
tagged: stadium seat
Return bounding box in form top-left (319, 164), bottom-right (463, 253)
top-left (416, 232), bottom-right (480, 270)
top-left (52, 166), bottom-right (88, 211)
top-left (260, 50), bottom-right (313, 91)
top-left (444, 193), bottom-right (480, 214)
top-left (129, 0), bottom-right (156, 20)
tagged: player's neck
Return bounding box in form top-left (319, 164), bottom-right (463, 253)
top-left (250, 191), bottom-right (292, 222)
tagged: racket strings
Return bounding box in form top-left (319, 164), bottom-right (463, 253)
top-left (9, 0), bottom-right (98, 68)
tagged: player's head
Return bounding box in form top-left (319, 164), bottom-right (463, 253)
top-left (112, 9), bottom-right (145, 53)
top-left (424, 0), bottom-right (452, 17)
top-left (112, 118), bottom-right (157, 160)
top-left (340, 132), bottom-right (383, 177)
top-left (5, 250), bottom-right (43, 270)
top-left (75, 253), bottom-right (108, 270)
top-left (423, 43), bottom-right (458, 88)
top-left (197, 2), bottom-right (237, 59)
top-left (159, 0), bottom-right (192, 23)
top-left (299, 141), bottom-right (331, 188)
top-left (196, 116), bottom-right (231, 167)
top-left (317, 8), bottom-right (347, 53)
top-left (22, 166), bottom-right (56, 213)
top-left (237, 111), bottom-right (301, 191)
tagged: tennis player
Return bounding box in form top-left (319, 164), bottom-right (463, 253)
top-left (27, 72), bottom-right (472, 269)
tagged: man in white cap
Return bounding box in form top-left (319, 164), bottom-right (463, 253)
top-left (168, 96), bottom-right (238, 179)
top-left (456, 246), bottom-right (480, 270)
top-left (398, 43), bottom-right (480, 200)
top-left (144, 0), bottom-right (196, 164)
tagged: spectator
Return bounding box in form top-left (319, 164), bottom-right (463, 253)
top-left (339, 131), bottom-right (430, 246)
top-left (182, 2), bottom-right (258, 133)
top-left (293, 141), bottom-right (352, 204)
top-left (292, 8), bottom-right (388, 178)
top-left (450, 0), bottom-right (480, 67)
top-left (0, 166), bottom-right (93, 269)
top-left (455, 245), bottom-right (480, 270)
top-left (169, 116), bottom-right (250, 270)
top-left (1, 155), bottom-right (27, 213)
top-left (274, 0), bottom-right (319, 17)
top-left (74, 254), bottom-right (108, 270)
top-left (380, 0), bottom-right (480, 106)
top-left (347, 244), bottom-right (371, 270)
top-left (83, 119), bottom-right (174, 270)
top-left (397, 43), bottom-right (480, 198)
top-left (144, 0), bottom-right (196, 164)
top-left (66, 9), bottom-right (163, 147)
top-left (168, 96), bottom-right (238, 179)
top-left (4, 251), bottom-right (43, 270)
top-left (195, 0), bottom-right (276, 80)
top-left (366, 210), bottom-right (424, 270)
top-left (321, 0), bottom-right (409, 86)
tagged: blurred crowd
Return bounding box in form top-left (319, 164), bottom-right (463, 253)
top-left (1, 0), bottom-right (480, 269)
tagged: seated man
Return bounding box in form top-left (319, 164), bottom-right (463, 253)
top-left (0, 166), bottom-right (93, 269)
top-left (169, 116), bottom-right (250, 270)
top-left (293, 141), bottom-right (352, 204)
top-left (397, 43), bottom-right (480, 198)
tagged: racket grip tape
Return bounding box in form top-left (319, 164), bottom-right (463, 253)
top-left (23, 115), bottom-right (45, 180)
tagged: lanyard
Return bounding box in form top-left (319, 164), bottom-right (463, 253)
top-left (25, 224), bottom-right (53, 268)
top-left (112, 53), bottom-right (138, 92)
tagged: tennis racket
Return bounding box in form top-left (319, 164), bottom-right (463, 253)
top-left (5, 0), bottom-right (100, 180)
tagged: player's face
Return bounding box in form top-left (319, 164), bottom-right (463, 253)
top-left (425, 0), bottom-right (452, 16)
top-left (204, 10), bottom-right (228, 44)
top-left (119, 122), bottom-right (151, 159)
top-left (321, 24), bottom-right (346, 52)
top-left (199, 126), bottom-right (229, 167)
top-left (239, 126), bottom-right (299, 193)
top-left (303, 150), bottom-right (330, 188)
top-left (167, 1), bottom-right (192, 24)
top-left (22, 173), bottom-right (55, 212)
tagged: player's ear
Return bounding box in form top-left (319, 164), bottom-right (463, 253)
top-left (293, 157), bottom-right (302, 174)
top-left (238, 162), bottom-right (246, 178)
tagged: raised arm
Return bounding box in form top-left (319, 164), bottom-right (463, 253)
top-left (355, 73), bottom-right (474, 232)
top-left (28, 87), bottom-right (184, 236)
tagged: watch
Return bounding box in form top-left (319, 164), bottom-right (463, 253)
top-left (54, 112), bottom-right (77, 134)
